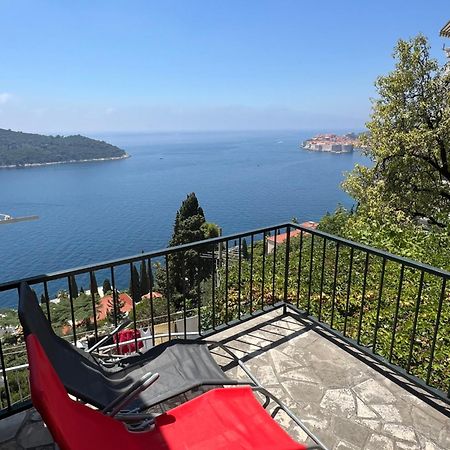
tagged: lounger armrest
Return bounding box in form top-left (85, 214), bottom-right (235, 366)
top-left (114, 412), bottom-right (155, 423)
top-left (102, 372), bottom-right (160, 417)
top-left (87, 319), bottom-right (132, 354)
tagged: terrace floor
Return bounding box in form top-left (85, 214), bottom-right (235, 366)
top-left (1, 309), bottom-right (449, 449)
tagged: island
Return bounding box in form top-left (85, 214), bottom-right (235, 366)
top-left (301, 133), bottom-right (359, 153)
top-left (0, 128), bottom-right (129, 168)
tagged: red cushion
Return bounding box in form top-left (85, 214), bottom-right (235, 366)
top-left (27, 334), bottom-right (306, 450)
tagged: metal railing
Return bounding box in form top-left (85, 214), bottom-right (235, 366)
top-left (0, 222), bottom-right (449, 417)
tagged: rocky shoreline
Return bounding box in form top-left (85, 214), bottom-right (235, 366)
top-left (0, 153), bottom-right (130, 169)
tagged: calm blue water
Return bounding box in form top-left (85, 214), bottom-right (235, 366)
top-left (0, 130), bottom-right (369, 307)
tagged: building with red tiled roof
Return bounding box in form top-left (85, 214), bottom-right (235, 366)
top-left (266, 222), bottom-right (318, 254)
top-left (141, 291), bottom-right (164, 300)
top-left (96, 293), bottom-right (134, 322)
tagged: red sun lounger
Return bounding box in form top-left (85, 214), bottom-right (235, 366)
top-left (27, 334), bottom-right (308, 450)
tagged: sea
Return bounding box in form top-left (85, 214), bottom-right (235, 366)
top-left (0, 130), bottom-right (369, 308)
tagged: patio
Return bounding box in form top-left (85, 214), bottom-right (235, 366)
top-left (1, 308), bottom-right (448, 449)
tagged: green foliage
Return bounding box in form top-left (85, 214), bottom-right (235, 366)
top-left (201, 222), bottom-right (220, 239)
top-left (345, 35), bottom-right (450, 228)
top-left (0, 128), bottom-right (126, 166)
top-left (0, 309), bottom-right (20, 327)
top-left (49, 291), bottom-right (100, 332)
top-left (242, 238), bottom-right (249, 260)
top-left (131, 296), bottom-right (170, 326)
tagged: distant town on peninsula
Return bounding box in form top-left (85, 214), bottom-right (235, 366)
top-left (302, 132), bottom-right (361, 153)
top-left (0, 128), bottom-right (128, 168)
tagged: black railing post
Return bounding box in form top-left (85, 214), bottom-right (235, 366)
top-left (212, 245), bottom-right (216, 328)
top-left (111, 267), bottom-right (120, 353)
top-left (307, 233), bottom-right (315, 315)
top-left (148, 258), bottom-right (156, 347)
top-left (261, 231), bottom-right (266, 310)
top-left (89, 271), bottom-right (99, 342)
top-left (406, 270), bottom-right (424, 373)
top-left (372, 258), bottom-right (386, 353)
top-left (296, 231), bottom-right (304, 308)
top-left (357, 252), bottom-right (370, 345)
top-left (389, 264), bottom-right (405, 363)
top-left (164, 256), bottom-right (172, 340)
top-left (343, 247), bottom-right (354, 337)
top-left (67, 276), bottom-right (77, 344)
top-left (238, 237), bottom-right (242, 319)
top-left (0, 338), bottom-right (11, 411)
top-left (318, 238), bottom-right (327, 322)
top-left (129, 263), bottom-right (138, 350)
top-left (250, 234), bottom-right (254, 314)
top-left (43, 281), bottom-right (51, 322)
top-left (426, 278), bottom-right (447, 385)
top-left (283, 225), bottom-right (291, 314)
top-left (197, 251), bottom-right (202, 336)
top-left (272, 228), bottom-right (277, 306)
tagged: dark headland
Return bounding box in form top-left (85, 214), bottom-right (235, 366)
top-left (0, 128), bottom-right (129, 168)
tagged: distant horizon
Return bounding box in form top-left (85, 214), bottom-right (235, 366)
top-left (3, 126), bottom-right (367, 137)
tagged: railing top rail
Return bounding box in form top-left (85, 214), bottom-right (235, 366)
top-left (1, 221), bottom-right (449, 293)
top-left (291, 223), bottom-right (450, 279)
top-left (0, 222), bottom-right (293, 291)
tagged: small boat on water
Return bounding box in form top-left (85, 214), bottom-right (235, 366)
top-left (0, 213), bottom-right (39, 224)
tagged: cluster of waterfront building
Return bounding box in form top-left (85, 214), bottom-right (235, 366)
top-left (302, 133), bottom-right (358, 153)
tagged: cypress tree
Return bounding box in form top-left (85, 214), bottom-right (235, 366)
top-left (242, 238), bottom-right (249, 260)
top-left (167, 193), bottom-right (207, 306)
top-left (69, 275), bottom-right (79, 298)
top-left (40, 294), bottom-right (46, 305)
top-left (90, 273), bottom-right (99, 295)
top-left (140, 260), bottom-right (150, 296)
top-left (129, 264), bottom-right (141, 302)
top-left (103, 278), bottom-right (112, 294)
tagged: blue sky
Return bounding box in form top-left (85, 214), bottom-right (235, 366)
top-left (0, 0), bottom-right (448, 133)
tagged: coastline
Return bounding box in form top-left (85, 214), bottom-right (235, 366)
top-left (0, 153), bottom-right (130, 169)
top-left (301, 145), bottom-right (356, 154)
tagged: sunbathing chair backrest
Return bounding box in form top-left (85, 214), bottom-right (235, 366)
top-left (18, 282), bottom-right (121, 407)
top-left (26, 334), bottom-right (143, 450)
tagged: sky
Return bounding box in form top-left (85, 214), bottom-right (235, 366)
top-left (0, 0), bottom-right (449, 134)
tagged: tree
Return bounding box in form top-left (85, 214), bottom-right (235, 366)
top-left (103, 278), bottom-right (112, 295)
top-left (129, 264), bottom-right (141, 302)
top-left (106, 294), bottom-right (126, 324)
top-left (242, 238), bottom-right (249, 260)
top-left (69, 276), bottom-right (78, 298)
top-left (344, 35), bottom-right (450, 227)
top-left (90, 273), bottom-right (99, 295)
top-left (140, 259), bottom-right (150, 296)
top-left (165, 193), bottom-right (208, 307)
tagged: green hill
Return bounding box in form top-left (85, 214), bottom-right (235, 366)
top-left (0, 128), bottom-right (128, 167)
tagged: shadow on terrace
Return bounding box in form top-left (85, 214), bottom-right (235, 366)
top-left (0, 222), bottom-right (449, 449)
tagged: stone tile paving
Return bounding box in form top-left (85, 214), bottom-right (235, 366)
top-left (1, 309), bottom-right (449, 449)
top-left (210, 309), bottom-right (450, 450)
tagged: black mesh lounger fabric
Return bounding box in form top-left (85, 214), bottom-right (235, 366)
top-left (18, 282), bottom-right (233, 410)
